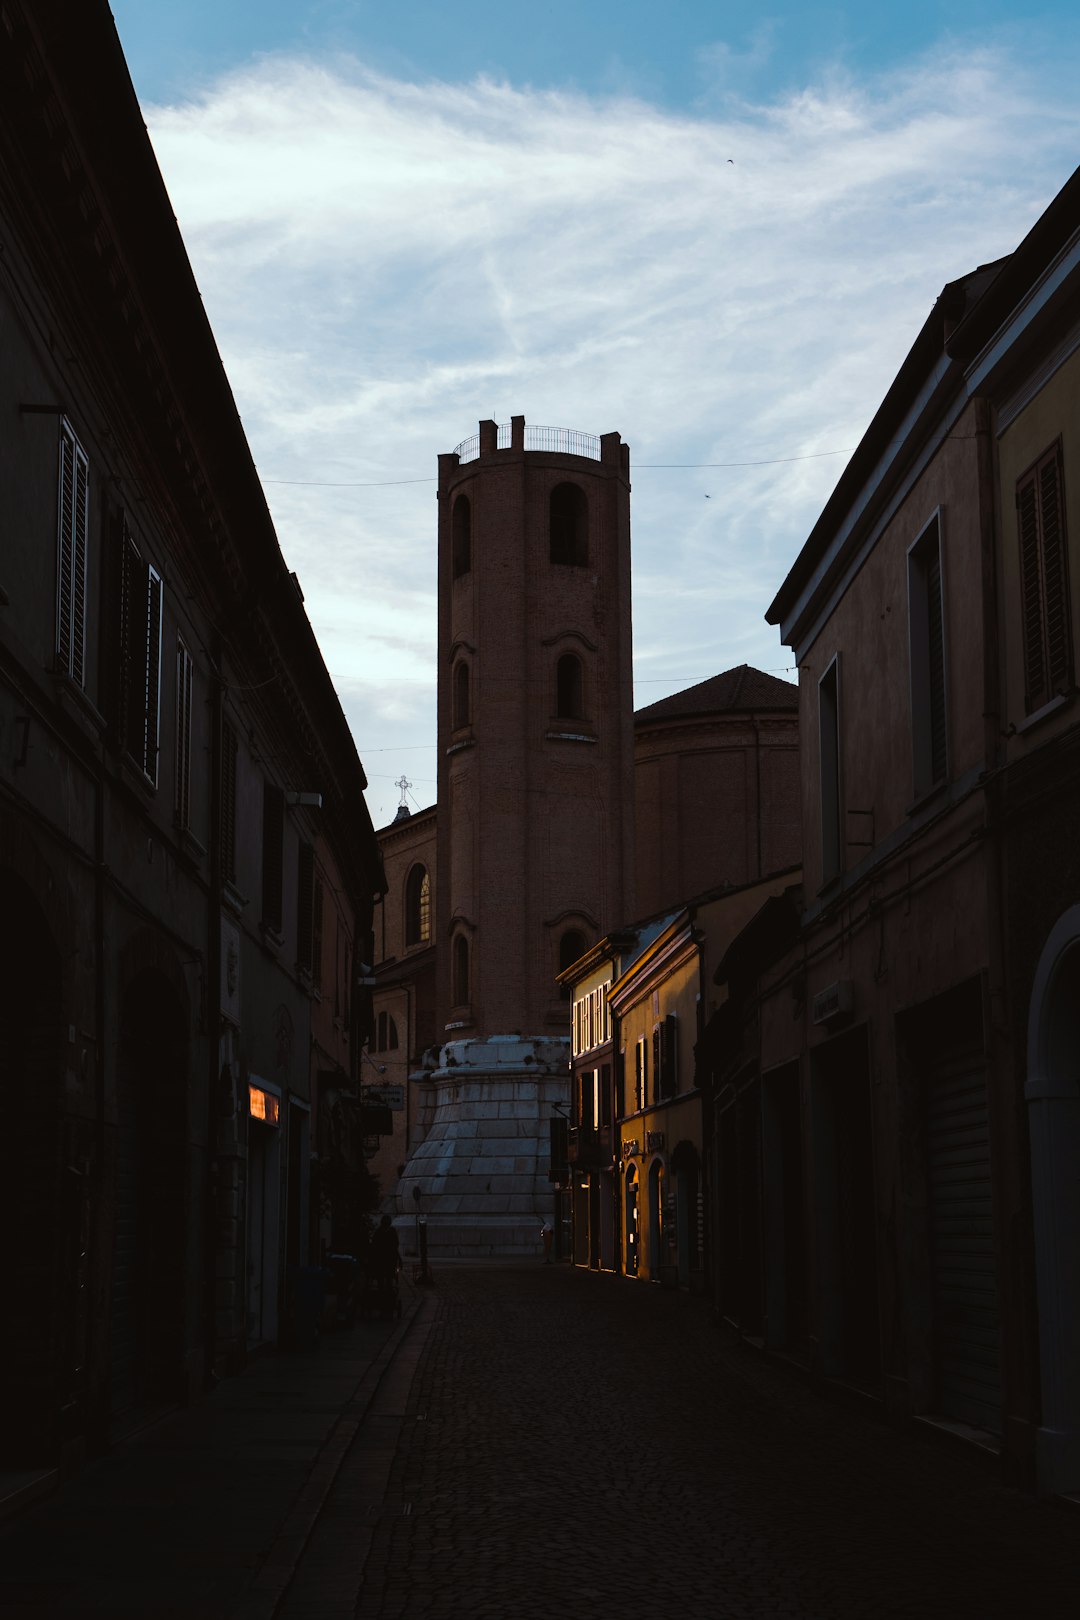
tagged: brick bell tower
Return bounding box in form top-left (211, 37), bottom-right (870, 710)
top-left (395, 415), bottom-right (635, 1256)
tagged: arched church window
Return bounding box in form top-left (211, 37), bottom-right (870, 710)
top-left (558, 927), bottom-right (588, 1000)
top-left (549, 483), bottom-right (588, 566)
top-left (555, 654), bottom-right (584, 720)
top-left (375, 1010), bottom-right (399, 1052)
top-left (405, 864), bottom-right (431, 947)
top-left (452, 495), bottom-right (471, 579)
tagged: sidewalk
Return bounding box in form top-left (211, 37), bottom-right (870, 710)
top-left (0, 1280), bottom-right (427, 1619)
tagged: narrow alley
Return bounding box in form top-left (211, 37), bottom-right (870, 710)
top-left (5, 1263), bottom-right (1076, 1618)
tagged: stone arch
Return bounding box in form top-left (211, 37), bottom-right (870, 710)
top-left (1027, 904), bottom-right (1080, 1495)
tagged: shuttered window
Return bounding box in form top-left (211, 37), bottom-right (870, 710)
top-left (1017, 443), bottom-right (1073, 714)
top-left (296, 841), bottom-right (315, 973)
top-left (220, 718), bottom-right (238, 884)
top-left (175, 641), bottom-right (193, 829)
top-left (56, 421), bottom-right (89, 685)
top-left (117, 523), bottom-right (162, 783)
top-left (818, 657), bottom-right (842, 884)
top-left (261, 782), bottom-right (285, 931)
top-left (312, 877), bottom-right (324, 992)
top-left (908, 515), bottom-right (948, 796)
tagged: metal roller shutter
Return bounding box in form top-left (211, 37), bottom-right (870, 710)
top-left (928, 1058), bottom-right (1001, 1433)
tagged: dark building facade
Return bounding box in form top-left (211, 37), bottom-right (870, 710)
top-left (0, 0), bottom-right (383, 1469)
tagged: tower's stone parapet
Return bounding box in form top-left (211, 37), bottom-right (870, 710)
top-left (394, 1036), bottom-right (569, 1256)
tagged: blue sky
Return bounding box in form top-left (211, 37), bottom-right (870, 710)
top-left (109, 2), bottom-right (1080, 823)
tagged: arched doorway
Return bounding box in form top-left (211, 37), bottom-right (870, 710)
top-left (111, 969), bottom-right (189, 1434)
top-left (624, 1164), bottom-right (639, 1276)
top-left (0, 870), bottom-right (64, 1463)
top-left (1027, 907), bottom-right (1080, 1495)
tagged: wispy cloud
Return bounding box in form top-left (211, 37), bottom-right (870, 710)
top-left (143, 45), bottom-right (1079, 821)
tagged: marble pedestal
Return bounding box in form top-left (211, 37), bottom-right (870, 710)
top-left (393, 1035), bottom-right (570, 1257)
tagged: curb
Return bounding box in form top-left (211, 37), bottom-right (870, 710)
top-left (230, 1289), bottom-right (431, 1620)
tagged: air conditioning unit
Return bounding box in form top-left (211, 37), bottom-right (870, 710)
top-left (812, 980), bottom-right (853, 1025)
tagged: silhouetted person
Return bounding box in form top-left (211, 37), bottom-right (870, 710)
top-left (541, 1220), bottom-right (554, 1264)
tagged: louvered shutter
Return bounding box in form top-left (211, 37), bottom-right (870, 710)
top-left (1039, 450), bottom-right (1072, 696)
top-left (144, 569), bottom-right (162, 781)
top-left (296, 841), bottom-right (315, 971)
top-left (926, 547), bottom-right (947, 783)
top-left (1018, 445), bottom-right (1074, 714)
top-left (175, 643), bottom-right (193, 828)
top-left (56, 423), bottom-right (89, 683)
top-left (220, 719), bottom-right (238, 883)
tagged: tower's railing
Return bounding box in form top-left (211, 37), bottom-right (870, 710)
top-left (454, 424), bottom-right (602, 463)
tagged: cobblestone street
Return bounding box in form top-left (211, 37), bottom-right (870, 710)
top-left (295, 1262), bottom-right (1080, 1620)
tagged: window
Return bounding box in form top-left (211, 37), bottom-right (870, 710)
top-left (908, 515), bottom-right (948, 796)
top-left (555, 654), bottom-right (584, 720)
top-left (1017, 443), bottom-right (1073, 714)
top-left (175, 640), bottom-right (193, 831)
top-left (297, 841), bottom-right (315, 973)
top-left (634, 1035), bottom-right (648, 1111)
top-left (818, 656), bottom-right (842, 884)
top-left (452, 933), bottom-right (470, 1006)
top-left (56, 420), bottom-right (89, 686)
top-left (452, 495), bottom-right (471, 578)
top-left (453, 661), bottom-right (470, 729)
top-left (220, 717), bottom-right (238, 885)
top-left (405, 864), bottom-right (431, 946)
top-left (375, 1011), bottom-right (399, 1052)
top-left (312, 878), bottom-right (324, 992)
top-left (549, 483), bottom-right (588, 566)
top-left (578, 1069), bottom-right (598, 1132)
top-left (261, 782), bottom-right (284, 931)
top-left (653, 1013), bottom-right (678, 1100)
top-left (559, 927), bottom-right (587, 1000)
top-left (118, 526), bottom-right (163, 783)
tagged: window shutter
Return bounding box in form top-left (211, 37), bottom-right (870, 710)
top-left (175, 642), bottom-right (193, 829)
top-left (144, 568), bottom-right (162, 781)
top-left (312, 878), bottom-right (324, 991)
top-left (1018, 471), bottom-right (1047, 709)
top-left (663, 1013), bottom-right (678, 1098)
top-left (926, 547), bottom-right (947, 784)
top-left (220, 719), bottom-right (238, 884)
top-left (56, 423), bottom-right (89, 684)
top-left (71, 448), bottom-right (88, 686)
top-left (1039, 450), bottom-right (1072, 695)
top-left (297, 841), bottom-right (315, 972)
top-left (1018, 445), bottom-right (1074, 713)
top-left (261, 783), bottom-right (284, 930)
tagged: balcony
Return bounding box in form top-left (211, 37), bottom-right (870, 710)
top-left (567, 1124), bottom-right (615, 1169)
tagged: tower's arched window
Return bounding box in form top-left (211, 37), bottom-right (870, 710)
top-left (555, 653), bottom-right (584, 720)
top-left (453, 661), bottom-right (471, 729)
top-left (452, 495), bottom-right (471, 579)
top-left (559, 929), bottom-right (587, 974)
top-left (549, 483), bottom-right (588, 566)
top-left (452, 934), bottom-right (470, 1006)
top-left (405, 864), bottom-right (431, 947)
top-left (559, 927), bottom-right (588, 1000)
